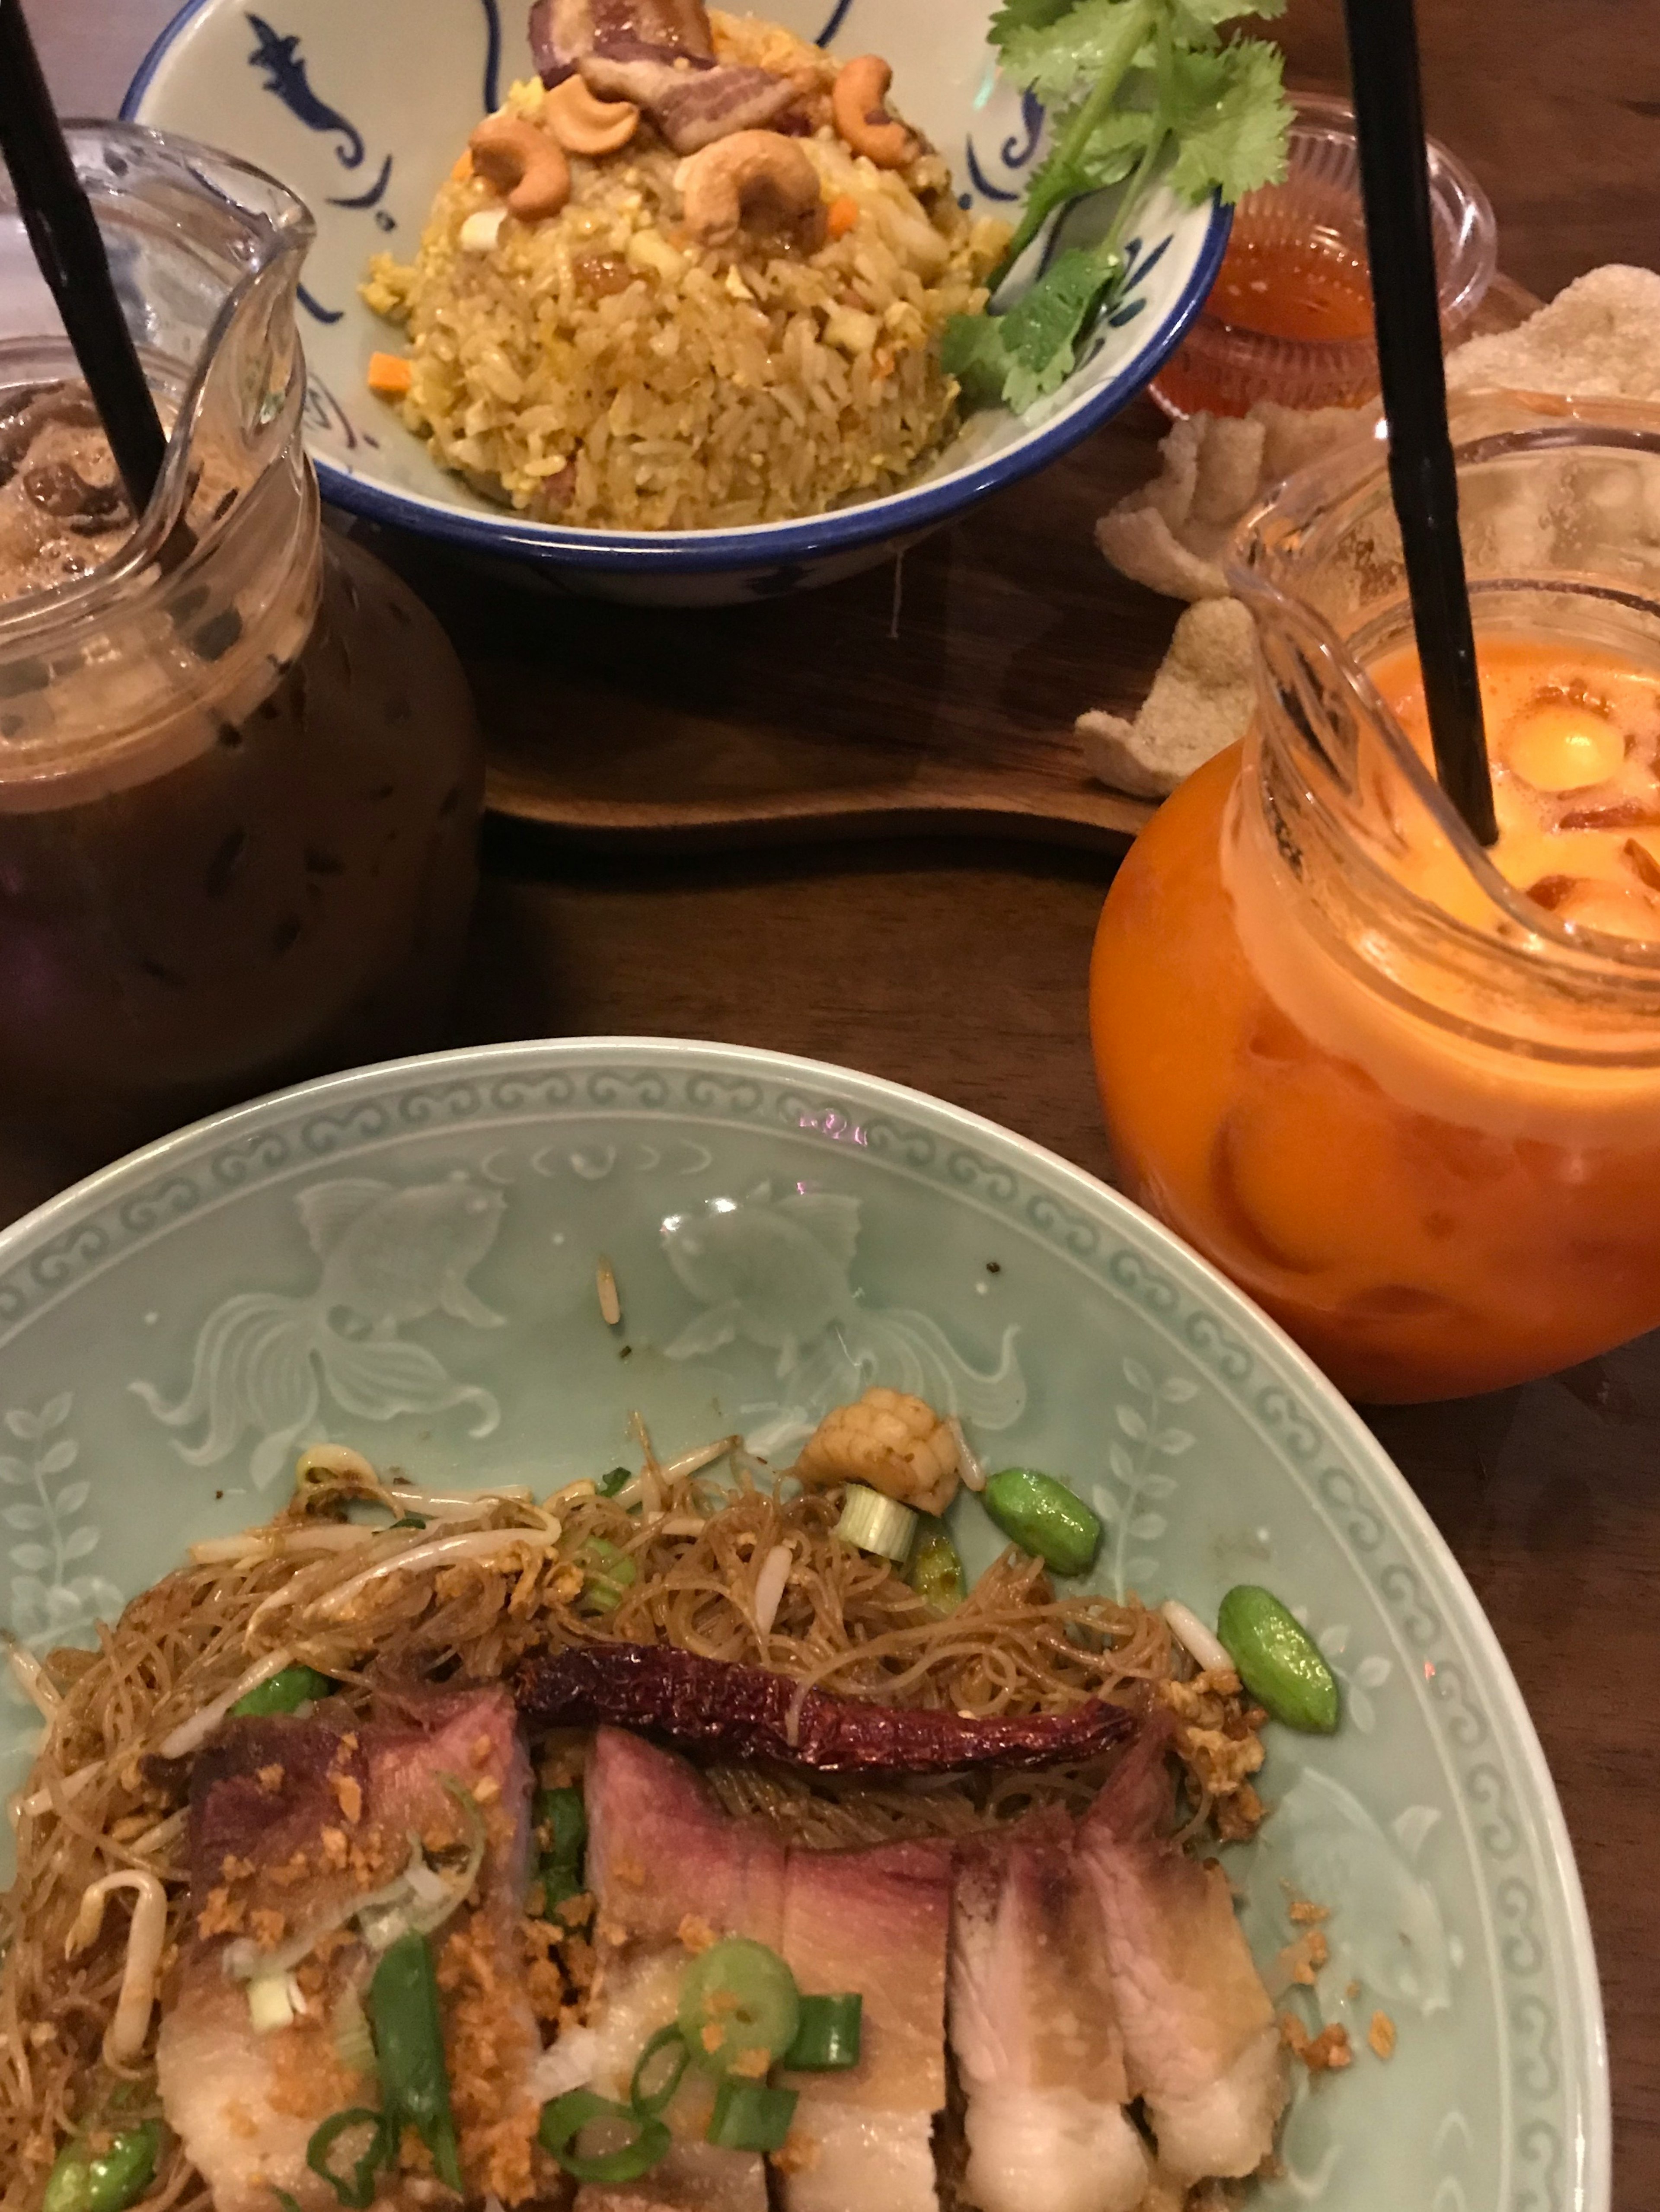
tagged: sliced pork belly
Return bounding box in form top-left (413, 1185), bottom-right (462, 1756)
top-left (157, 1686), bottom-right (541, 2212)
top-left (949, 1812), bottom-right (1149, 2212)
top-left (580, 1728), bottom-right (780, 2212)
top-left (777, 1836), bottom-right (952, 2212)
top-left (1077, 1728), bottom-right (1284, 2184)
top-left (585, 1723), bottom-right (786, 1947)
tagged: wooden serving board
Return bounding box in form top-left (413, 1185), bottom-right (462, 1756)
top-left (363, 277), bottom-right (1541, 857)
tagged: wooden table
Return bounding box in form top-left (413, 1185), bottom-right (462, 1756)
top-left (29, 3), bottom-right (1660, 2201)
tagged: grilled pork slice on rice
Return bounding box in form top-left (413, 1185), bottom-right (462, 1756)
top-left (1076, 1723), bottom-right (1285, 2183)
top-left (528, 0), bottom-right (801, 152)
top-left (949, 1810), bottom-right (1150, 2212)
top-left (580, 1726), bottom-right (782, 2211)
top-left (776, 1836), bottom-right (953, 2212)
top-left (155, 1686), bottom-right (540, 2212)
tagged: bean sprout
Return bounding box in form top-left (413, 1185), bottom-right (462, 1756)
top-left (188, 1525), bottom-right (377, 1566)
top-left (18, 1759), bottom-right (104, 1824)
top-left (948, 1417), bottom-right (986, 1494)
top-left (313, 1529), bottom-right (559, 1621)
top-left (67, 1871), bottom-right (169, 2064)
top-left (4, 1638), bottom-right (61, 1720)
top-left (1161, 1598), bottom-right (1232, 1676)
top-left (753, 1544), bottom-right (793, 1638)
top-left (158, 1648), bottom-right (296, 1760)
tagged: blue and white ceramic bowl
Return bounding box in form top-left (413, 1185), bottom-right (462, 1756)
top-left (0, 1037), bottom-right (1609, 2210)
top-left (124, 0), bottom-right (1228, 602)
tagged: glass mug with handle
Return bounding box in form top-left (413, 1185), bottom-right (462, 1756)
top-left (1092, 391), bottom-right (1660, 1402)
top-left (0, 125), bottom-right (483, 1173)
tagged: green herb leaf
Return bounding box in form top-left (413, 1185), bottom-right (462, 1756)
top-left (1163, 37), bottom-right (1291, 202)
top-left (996, 0), bottom-right (1158, 105)
top-left (998, 244), bottom-right (1127, 411)
top-left (960, 0), bottom-right (1292, 411)
top-left (989, 0), bottom-right (1082, 48)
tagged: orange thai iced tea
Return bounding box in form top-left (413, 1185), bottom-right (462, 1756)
top-left (1091, 396), bottom-right (1660, 1402)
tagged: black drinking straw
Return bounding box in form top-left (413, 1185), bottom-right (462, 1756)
top-left (1341, 0), bottom-right (1498, 847)
top-left (0, 0), bottom-right (168, 516)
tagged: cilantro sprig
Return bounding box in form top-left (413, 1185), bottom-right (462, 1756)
top-left (943, 0), bottom-right (1292, 412)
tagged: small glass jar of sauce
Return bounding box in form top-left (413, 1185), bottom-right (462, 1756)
top-left (0, 127), bottom-right (483, 1175)
top-left (1150, 91), bottom-right (1496, 418)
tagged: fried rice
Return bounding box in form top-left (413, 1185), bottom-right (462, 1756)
top-left (362, 12), bottom-right (1006, 531)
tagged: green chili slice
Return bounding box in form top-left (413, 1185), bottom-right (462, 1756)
top-left (906, 1527), bottom-right (965, 1612)
top-left (368, 1932), bottom-right (462, 2188)
top-left (43, 2123), bottom-right (165, 2212)
top-left (782, 1993), bottom-right (863, 2071)
top-left (306, 2109), bottom-right (391, 2208)
top-left (629, 2024), bottom-right (692, 2118)
top-left (539, 2088), bottom-right (671, 2183)
top-left (678, 1937), bottom-right (801, 2076)
top-left (705, 2077), bottom-right (798, 2153)
top-left (231, 1664), bottom-right (335, 1718)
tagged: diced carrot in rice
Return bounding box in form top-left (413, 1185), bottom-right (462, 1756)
top-left (367, 353), bottom-right (414, 396)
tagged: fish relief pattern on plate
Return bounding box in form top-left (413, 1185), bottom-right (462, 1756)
top-left (1090, 1354), bottom-right (1197, 1600)
top-left (130, 1172), bottom-right (506, 1490)
top-left (1263, 1768), bottom-right (1463, 2209)
top-left (655, 1180), bottom-right (1025, 1456)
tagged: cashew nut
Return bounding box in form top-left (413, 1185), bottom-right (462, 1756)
top-left (677, 131), bottom-right (825, 250)
top-left (543, 74), bottom-right (640, 157)
top-left (832, 56), bottom-right (920, 171)
top-left (468, 114), bottom-right (571, 222)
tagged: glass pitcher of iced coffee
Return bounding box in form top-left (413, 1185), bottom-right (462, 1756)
top-left (0, 125), bottom-right (482, 1170)
top-left (1092, 390), bottom-right (1660, 1402)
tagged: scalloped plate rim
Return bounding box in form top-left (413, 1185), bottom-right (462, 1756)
top-left (0, 1036), bottom-right (1610, 2210)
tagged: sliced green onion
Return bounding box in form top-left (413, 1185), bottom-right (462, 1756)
top-left (539, 2088), bottom-right (671, 2183)
top-left (579, 1537), bottom-right (638, 1612)
top-left (273, 2193), bottom-right (304, 2212)
top-left (306, 2109), bottom-right (391, 2209)
top-left (782, 1992), bottom-right (862, 2071)
top-left (629, 2024), bottom-right (692, 2118)
top-left (230, 1663), bottom-right (334, 1718)
top-left (598, 1467), bottom-right (632, 1498)
top-left (907, 1527), bottom-right (964, 1611)
top-left (369, 1933), bottom-right (461, 2188)
top-left (536, 1784), bottom-right (587, 1912)
top-left (678, 1937), bottom-right (801, 2076)
top-left (43, 2125), bottom-right (163, 2212)
top-left (833, 1483), bottom-right (918, 1563)
top-left (706, 2077), bottom-right (798, 2153)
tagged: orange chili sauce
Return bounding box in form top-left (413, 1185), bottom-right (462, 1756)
top-left (1152, 225), bottom-right (1376, 417)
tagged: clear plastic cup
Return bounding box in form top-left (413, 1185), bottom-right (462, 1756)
top-left (1149, 90), bottom-right (1497, 419)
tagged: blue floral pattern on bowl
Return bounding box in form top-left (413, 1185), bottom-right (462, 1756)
top-left (0, 1038), bottom-right (1608, 2212)
top-left (123, 0), bottom-right (1227, 602)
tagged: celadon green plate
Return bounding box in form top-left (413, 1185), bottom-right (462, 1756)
top-left (0, 1040), bottom-right (1606, 2211)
